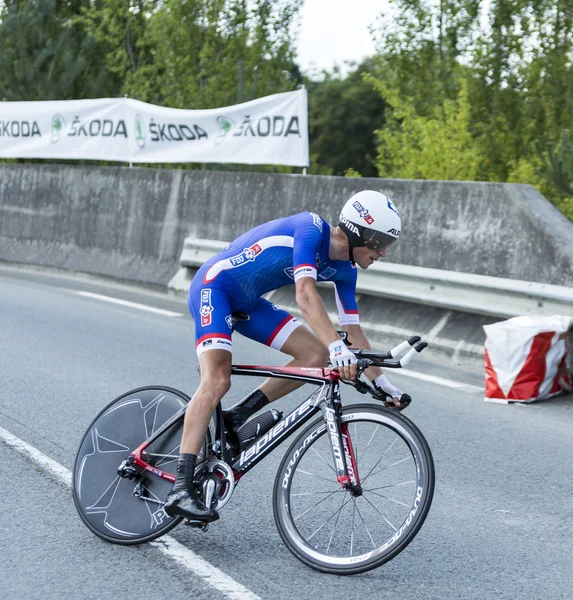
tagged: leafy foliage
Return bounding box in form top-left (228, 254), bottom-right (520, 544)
top-left (0, 0), bottom-right (114, 100)
top-left (535, 131), bottom-right (573, 197)
top-left (2, 0), bottom-right (573, 221)
top-left (369, 76), bottom-right (484, 181)
top-left (76, 0), bottom-right (302, 108)
top-left (366, 0), bottom-right (573, 219)
top-left (307, 60), bottom-right (385, 177)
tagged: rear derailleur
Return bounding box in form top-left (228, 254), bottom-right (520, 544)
top-left (117, 455), bottom-right (144, 480)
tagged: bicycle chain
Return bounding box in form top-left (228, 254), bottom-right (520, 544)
top-left (133, 481), bottom-right (166, 506)
top-left (130, 453), bottom-right (176, 507)
top-left (138, 495), bottom-right (165, 506)
top-left (134, 454), bottom-right (211, 507)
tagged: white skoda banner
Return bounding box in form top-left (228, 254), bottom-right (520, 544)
top-left (0, 90), bottom-right (309, 166)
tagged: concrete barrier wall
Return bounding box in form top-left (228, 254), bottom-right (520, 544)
top-left (1, 164), bottom-right (572, 287)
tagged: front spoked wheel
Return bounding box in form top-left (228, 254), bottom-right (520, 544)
top-left (273, 404), bottom-right (435, 574)
top-left (72, 386), bottom-right (201, 545)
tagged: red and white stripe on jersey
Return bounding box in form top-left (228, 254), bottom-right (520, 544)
top-left (293, 263), bottom-right (317, 282)
top-left (204, 235), bottom-right (294, 283)
top-left (196, 333), bottom-right (232, 356)
top-left (266, 316), bottom-right (302, 350)
top-left (335, 288), bottom-right (359, 325)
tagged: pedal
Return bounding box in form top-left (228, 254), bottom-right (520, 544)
top-left (184, 518), bottom-right (209, 532)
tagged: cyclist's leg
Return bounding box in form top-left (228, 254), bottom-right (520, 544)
top-left (165, 281), bottom-right (234, 521)
top-left (181, 349), bottom-right (231, 455)
top-left (234, 299), bottom-right (328, 402)
top-left (259, 324), bottom-right (329, 400)
top-left (183, 280), bottom-right (235, 453)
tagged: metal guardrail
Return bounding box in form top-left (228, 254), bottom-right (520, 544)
top-left (180, 238), bottom-right (228, 266)
top-left (179, 238), bottom-right (573, 319)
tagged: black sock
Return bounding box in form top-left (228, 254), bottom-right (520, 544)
top-left (172, 453), bottom-right (197, 493)
top-left (226, 389), bottom-right (270, 429)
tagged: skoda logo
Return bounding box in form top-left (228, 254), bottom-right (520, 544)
top-left (135, 115), bottom-right (145, 148)
top-left (51, 114), bottom-right (65, 143)
top-left (215, 116), bottom-right (234, 145)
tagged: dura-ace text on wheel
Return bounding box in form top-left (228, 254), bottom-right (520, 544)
top-left (72, 386), bottom-right (193, 545)
top-left (273, 404), bottom-right (435, 575)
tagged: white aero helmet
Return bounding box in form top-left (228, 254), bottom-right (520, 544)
top-left (339, 190), bottom-right (401, 251)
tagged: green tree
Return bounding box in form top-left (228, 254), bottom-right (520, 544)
top-left (366, 0), bottom-right (573, 219)
top-left (0, 0), bottom-right (113, 100)
top-left (77, 0), bottom-right (302, 108)
top-left (307, 60), bottom-right (386, 177)
top-left (370, 76), bottom-right (484, 180)
top-left (74, 0), bottom-right (156, 99)
top-left (374, 0), bottom-right (479, 115)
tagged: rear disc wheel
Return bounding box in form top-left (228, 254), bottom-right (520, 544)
top-left (72, 386), bottom-right (204, 545)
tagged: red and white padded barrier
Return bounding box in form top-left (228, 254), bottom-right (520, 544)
top-left (483, 316), bottom-right (573, 403)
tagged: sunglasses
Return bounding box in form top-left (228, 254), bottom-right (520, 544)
top-left (363, 229), bottom-right (399, 251)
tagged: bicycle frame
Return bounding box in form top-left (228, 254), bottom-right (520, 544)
top-left (128, 364), bottom-right (361, 490)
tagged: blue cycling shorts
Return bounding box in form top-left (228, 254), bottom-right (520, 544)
top-left (188, 280), bottom-right (302, 356)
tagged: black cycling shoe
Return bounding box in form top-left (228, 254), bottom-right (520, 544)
top-left (164, 490), bottom-right (219, 522)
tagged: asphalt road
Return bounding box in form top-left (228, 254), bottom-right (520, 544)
top-left (1, 264), bottom-right (572, 600)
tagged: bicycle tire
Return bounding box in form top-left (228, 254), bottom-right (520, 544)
top-left (72, 386), bottom-right (198, 545)
top-left (273, 404), bottom-right (434, 574)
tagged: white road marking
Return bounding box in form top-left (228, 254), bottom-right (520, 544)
top-left (397, 368), bottom-right (484, 393)
top-left (75, 291), bottom-right (183, 317)
top-left (151, 537), bottom-right (261, 600)
top-left (0, 425), bottom-right (261, 600)
top-left (0, 425), bottom-right (72, 486)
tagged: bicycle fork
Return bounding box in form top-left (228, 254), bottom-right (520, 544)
top-left (322, 380), bottom-right (362, 496)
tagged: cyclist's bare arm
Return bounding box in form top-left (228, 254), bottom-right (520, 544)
top-left (295, 277), bottom-right (356, 380)
top-left (295, 277), bottom-right (340, 344)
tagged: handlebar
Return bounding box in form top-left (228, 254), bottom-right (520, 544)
top-left (338, 335), bottom-right (428, 399)
top-left (352, 339), bottom-right (427, 369)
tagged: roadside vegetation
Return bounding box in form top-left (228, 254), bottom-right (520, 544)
top-left (0, 0), bottom-right (571, 219)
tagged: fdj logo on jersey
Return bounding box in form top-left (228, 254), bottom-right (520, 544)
top-left (229, 243), bottom-right (262, 267)
top-left (352, 201), bottom-right (374, 224)
top-left (200, 289), bottom-right (213, 327)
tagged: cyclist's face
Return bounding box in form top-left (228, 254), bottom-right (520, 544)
top-left (353, 245), bottom-right (386, 268)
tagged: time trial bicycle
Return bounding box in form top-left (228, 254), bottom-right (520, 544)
top-left (72, 330), bottom-right (434, 575)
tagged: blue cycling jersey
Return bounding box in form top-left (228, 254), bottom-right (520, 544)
top-left (198, 212), bottom-right (359, 322)
top-left (189, 212), bottom-right (360, 355)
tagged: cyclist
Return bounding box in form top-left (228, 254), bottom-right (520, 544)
top-left (165, 190), bottom-right (410, 522)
